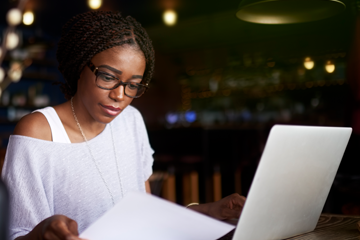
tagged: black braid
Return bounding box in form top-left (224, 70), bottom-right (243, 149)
top-left (56, 11), bottom-right (155, 100)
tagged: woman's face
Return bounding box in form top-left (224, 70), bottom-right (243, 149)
top-left (76, 45), bottom-right (146, 124)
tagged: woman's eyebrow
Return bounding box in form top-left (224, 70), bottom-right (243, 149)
top-left (98, 65), bottom-right (122, 75)
top-left (132, 75), bottom-right (143, 79)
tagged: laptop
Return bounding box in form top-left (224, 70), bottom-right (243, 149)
top-left (230, 125), bottom-right (352, 240)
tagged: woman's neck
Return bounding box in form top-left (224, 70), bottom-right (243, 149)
top-left (54, 96), bottom-right (106, 143)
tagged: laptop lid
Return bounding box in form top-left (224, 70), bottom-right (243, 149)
top-left (232, 125), bottom-right (352, 240)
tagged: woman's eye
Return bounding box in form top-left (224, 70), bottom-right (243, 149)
top-left (98, 73), bottom-right (116, 82)
top-left (128, 83), bottom-right (139, 90)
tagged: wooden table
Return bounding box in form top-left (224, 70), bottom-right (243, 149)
top-left (287, 214), bottom-right (360, 240)
top-left (218, 214), bottom-right (360, 240)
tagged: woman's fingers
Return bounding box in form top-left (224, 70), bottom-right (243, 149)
top-left (219, 193), bottom-right (246, 219)
top-left (45, 220), bottom-right (72, 240)
top-left (43, 230), bottom-right (62, 240)
top-left (42, 215), bottom-right (82, 240)
top-left (225, 193), bottom-right (246, 209)
top-left (53, 220), bottom-right (78, 239)
top-left (66, 218), bottom-right (79, 236)
top-left (206, 193), bottom-right (247, 220)
top-left (231, 195), bottom-right (246, 208)
top-left (222, 208), bottom-right (242, 219)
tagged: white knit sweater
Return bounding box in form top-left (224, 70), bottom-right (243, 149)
top-left (1, 105), bottom-right (154, 240)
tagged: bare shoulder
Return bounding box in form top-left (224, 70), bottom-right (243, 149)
top-left (13, 112), bottom-right (51, 141)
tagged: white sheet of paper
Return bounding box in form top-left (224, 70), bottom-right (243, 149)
top-left (80, 192), bottom-right (234, 240)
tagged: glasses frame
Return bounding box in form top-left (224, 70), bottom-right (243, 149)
top-left (87, 61), bottom-right (148, 99)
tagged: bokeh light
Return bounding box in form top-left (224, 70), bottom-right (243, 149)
top-left (6, 32), bottom-right (19, 50)
top-left (8, 62), bottom-right (22, 82)
top-left (23, 11), bottom-right (34, 25)
top-left (304, 57), bottom-right (314, 70)
top-left (325, 61), bottom-right (335, 73)
top-left (163, 10), bottom-right (177, 26)
top-left (88, 0), bottom-right (102, 9)
top-left (166, 113), bottom-right (179, 124)
top-left (6, 8), bottom-right (22, 26)
top-left (185, 111), bottom-right (197, 123)
top-left (8, 69), bottom-right (22, 82)
top-left (0, 68), bottom-right (5, 82)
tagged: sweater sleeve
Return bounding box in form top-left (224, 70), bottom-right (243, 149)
top-left (1, 136), bottom-right (53, 240)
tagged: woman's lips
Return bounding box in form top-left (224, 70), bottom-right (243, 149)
top-left (100, 104), bottom-right (122, 116)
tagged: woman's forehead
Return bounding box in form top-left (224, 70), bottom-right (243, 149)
top-left (91, 46), bottom-right (146, 74)
top-left (93, 45), bottom-right (144, 61)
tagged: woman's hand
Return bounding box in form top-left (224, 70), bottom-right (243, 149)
top-left (187, 193), bottom-right (246, 220)
top-left (207, 193), bottom-right (246, 220)
top-left (16, 215), bottom-right (86, 240)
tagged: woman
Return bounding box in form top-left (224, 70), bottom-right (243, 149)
top-left (2, 11), bottom-right (245, 240)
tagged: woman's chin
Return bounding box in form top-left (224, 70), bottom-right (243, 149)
top-left (96, 113), bottom-right (119, 125)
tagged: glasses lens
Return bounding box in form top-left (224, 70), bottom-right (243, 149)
top-left (96, 72), bottom-right (146, 98)
top-left (125, 83), bottom-right (146, 98)
top-left (96, 72), bottom-right (118, 89)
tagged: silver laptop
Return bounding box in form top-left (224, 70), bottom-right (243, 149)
top-left (232, 125), bottom-right (352, 240)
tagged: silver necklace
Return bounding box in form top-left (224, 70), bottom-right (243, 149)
top-left (71, 97), bottom-right (123, 205)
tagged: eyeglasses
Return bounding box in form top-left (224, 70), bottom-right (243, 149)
top-left (87, 61), bottom-right (148, 98)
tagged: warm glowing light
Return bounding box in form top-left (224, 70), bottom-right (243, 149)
top-left (7, 8), bottom-right (22, 26)
top-left (8, 62), bottom-right (22, 82)
top-left (163, 10), bottom-right (177, 26)
top-left (325, 61), bottom-right (335, 73)
top-left (304, 57), bottom-right (314, 70)
top-left (6, 32), bottom-right (19, 50)
top-left (0, 68), bottom-right (5, 83)
top-left (23, 11), bottom-right (34, 25)
top-left (88, 0), bottom-right (102, 9)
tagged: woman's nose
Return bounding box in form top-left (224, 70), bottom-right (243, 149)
top-left (109, 85), bottom-right (125, 102)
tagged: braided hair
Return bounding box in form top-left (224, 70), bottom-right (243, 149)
top-left (56, 11), bottom-right (155, 100)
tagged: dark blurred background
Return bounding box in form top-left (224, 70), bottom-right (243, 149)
top-left (1, 0), bottom-right (360, 215)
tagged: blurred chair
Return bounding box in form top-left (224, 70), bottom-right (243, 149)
top-left (152, 153), bottom-right (203, 205)
top-left (212, 165), bottom-right (222, 202)
top-left (161, 168), bottom-right (177, 203)
top-left (234, 166), bottom-right (242, 196)
top-left (180, 155), bottom-right (202, 205)
top-left (152, 154), bottom-right (177, 202)
top-left (148, 171), bottom-right (167, 197)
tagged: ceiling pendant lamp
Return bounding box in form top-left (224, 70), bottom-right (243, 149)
top-left (236, 0), bottom-right (346, 24)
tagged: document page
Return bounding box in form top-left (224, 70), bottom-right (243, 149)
top-left (80, 192), bottom-right (234, 240)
